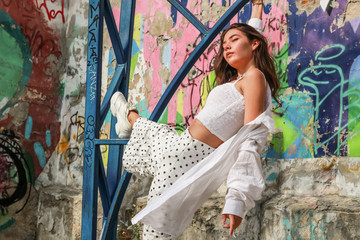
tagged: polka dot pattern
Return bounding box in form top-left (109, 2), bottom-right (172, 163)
top-left (123, 118), bottom-right (215, 239)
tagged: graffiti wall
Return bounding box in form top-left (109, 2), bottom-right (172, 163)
top-left (0, 0), bottom-right (88, 237)
top-left (272, 0), bottom-right (360, 159)
top-left (0, 0), bottom-right (359, 238)
top-left (109, 0), bottom-right (360, 160)
top-left (0, 0), bottom-right (63, 235)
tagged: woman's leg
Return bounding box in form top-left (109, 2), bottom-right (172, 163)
top-left (128, 110), bottom-right (140, 127)
top-left (140, 130), bottom-right (215, 239)
top-left (143, 225), bottom-right (173, 240)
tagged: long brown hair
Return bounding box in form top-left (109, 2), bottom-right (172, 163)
top-left (214, 23), bottom-right (279, 102)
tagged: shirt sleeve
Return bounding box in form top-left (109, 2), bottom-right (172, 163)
top-left (222, 149), bottom-right (265, 218)
top-left (248, 18), bottom-right (263, 34)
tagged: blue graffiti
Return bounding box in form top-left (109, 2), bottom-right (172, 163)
top-left (24, 116), bottom-right (32, 139)
top-left (33, 142), bottom-right (46, 168)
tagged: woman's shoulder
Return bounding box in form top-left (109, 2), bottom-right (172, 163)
top-left (242, 68), bottom-right (266, 88)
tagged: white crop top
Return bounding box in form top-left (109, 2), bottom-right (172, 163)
top-left (195, 75), bottom-right (269, 142)
top-left (195, 17), bottom-right (266, 142)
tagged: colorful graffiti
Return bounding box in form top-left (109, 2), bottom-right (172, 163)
top-left (103, 0), bottom-right (360, 161)
top-left (0, 129), bottom-right (34, 231)
top-left (277, 0), bottom-right (360, 158)
top-left (34, 0), bottom-right (65, 23)
top-left (126, 1), bottom-right (225, 129)
top-left (283, 211), bottom-right (330, 240)
top-left (58, 112), bottom-right (85, 175)
top-left (0, 0), bottom-right (62, 177)
top-left (0, 0), bottom-right (63, 231)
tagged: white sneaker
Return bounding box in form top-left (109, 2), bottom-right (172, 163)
top-left (110, 92), bottom-right (137, 138)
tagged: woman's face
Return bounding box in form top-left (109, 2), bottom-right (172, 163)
top-left (222, 28), bottom-right (254, 70)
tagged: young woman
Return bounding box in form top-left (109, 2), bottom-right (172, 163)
top-left (110, 1), bottom-right (279, 239)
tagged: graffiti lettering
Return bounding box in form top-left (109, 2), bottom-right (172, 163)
top-left (0, 130), bottom-right (30, 212)
top-left (25, 24), bottom-right (60, 59)
top-left (0, 0), bottom-right (11, 7)
top-left (88, 28), bottom-right (98, 47)
top-left (89, 2), bottom-right (100, 18)
top-left (84, 116), bottom-right (95, 168)
top-left (58, 112), bottom-right (85, 168)
top-left (89, 46), bottom-right (98, 64)
top-left (264, 13), bottom-right (287, 54)
top-left (88, 65), bottom-right (97, 101)
top-left (88, 2), bottom-right (100, 48)
top-left (33, 0), bottom-right (65, 23)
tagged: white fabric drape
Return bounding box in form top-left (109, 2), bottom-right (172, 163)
top-left (132, 88), bottom-right (274, 237)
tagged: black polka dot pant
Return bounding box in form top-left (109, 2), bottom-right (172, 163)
top-left (123, 118), bottom-right (215, 239)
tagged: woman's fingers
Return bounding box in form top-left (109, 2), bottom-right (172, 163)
top-left (222, 214), bottom-right (227, 225)
top-left (222, 214), bottom-right (243, 236)
top-left (223, 214), bottom-right (230, 228)
top-left (229, 214), bottom-right (235, 236)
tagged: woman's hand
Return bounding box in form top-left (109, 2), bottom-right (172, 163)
top-left (251, 0), bottom-right (264, 5)
top-left (222, 214), bottom-right (243, 236)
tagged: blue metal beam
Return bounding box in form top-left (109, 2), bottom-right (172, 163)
top-left (104, 0), bottom-right (137, 239)
top-left (95, 139), bottom-right (129, 145)
top-left (98, 148), bottom-right (111, 214)
top-left (106, 0), bottom-right (136, 196)
top-left (99, 64), bottom-right (125, 125)
top-left (101, 170), bottom-right (132, 240)
top-left (104, 0), bottom-right (126, 63)
top-left (82, 0), bottom-right (104, 238)
top-left (167, 0), bottom-right (209, 35)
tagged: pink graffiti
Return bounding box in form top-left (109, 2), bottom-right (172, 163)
top-left (262, 0), bottom-right (287, 54)
top-left (33, 0), bottom-right (65, 23)
top-left (135, 1), bottom-right (218, 125)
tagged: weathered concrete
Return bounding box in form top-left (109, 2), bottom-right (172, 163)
top-left (262, 195), bottom-right (360, 240)
top-left (36, 186), bottom-right (82, 240)
top-left (132, 157), bottom-right (360, 239)
top-left (0, 185), bottom-right (38, 240)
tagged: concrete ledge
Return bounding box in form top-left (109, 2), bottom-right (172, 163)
top-left (36, 186), bottom-right (82, 240)
top-left (261, 195), bottom-right (360, 240)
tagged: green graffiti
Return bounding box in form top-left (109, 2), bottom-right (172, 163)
top-left (283, 211), bottom-right (331, 240)
top-left (274, 44), bottom-right (289, 96)
top-left (298, 44), bottom-right (360, 156)
top-left (0, 26), bottom-right (23, 106)
top-left (0, 10), bottom-right (32, 117)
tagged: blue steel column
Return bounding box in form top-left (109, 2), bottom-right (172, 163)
top-left (104, 0), bottom-right (136, 239)
top-left (82, 0), bottom-right (104, 239)
top-left (106, 0), bottom-right (136, 199)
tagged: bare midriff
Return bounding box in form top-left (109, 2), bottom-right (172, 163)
top-left (188, 119), bottom-right (224, 149)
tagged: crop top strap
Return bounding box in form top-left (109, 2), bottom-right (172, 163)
top-left (233, 71), bottom-right (267, 87)
top-left (233, 74), bottom-right (245, 85)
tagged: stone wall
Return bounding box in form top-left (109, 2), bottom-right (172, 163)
top-left (0, 0), bottom-right (359, 239)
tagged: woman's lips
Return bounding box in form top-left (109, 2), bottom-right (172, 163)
top-left (225, 52), bottom-right (233, 58)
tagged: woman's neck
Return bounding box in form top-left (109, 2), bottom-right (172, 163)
top-left (237, 64), bottom-right (256, 78)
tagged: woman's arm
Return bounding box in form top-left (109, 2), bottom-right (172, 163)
top-left (222, 1), bottom-right (265, 237)
top-left (251, 0), bottom-right (264, 19)
top-left (222, 69), bottom-right (266, 236)
top-left (248, 0), bottom-right (264, 33)
top-left (243, 69), bottom-right (267, 124)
